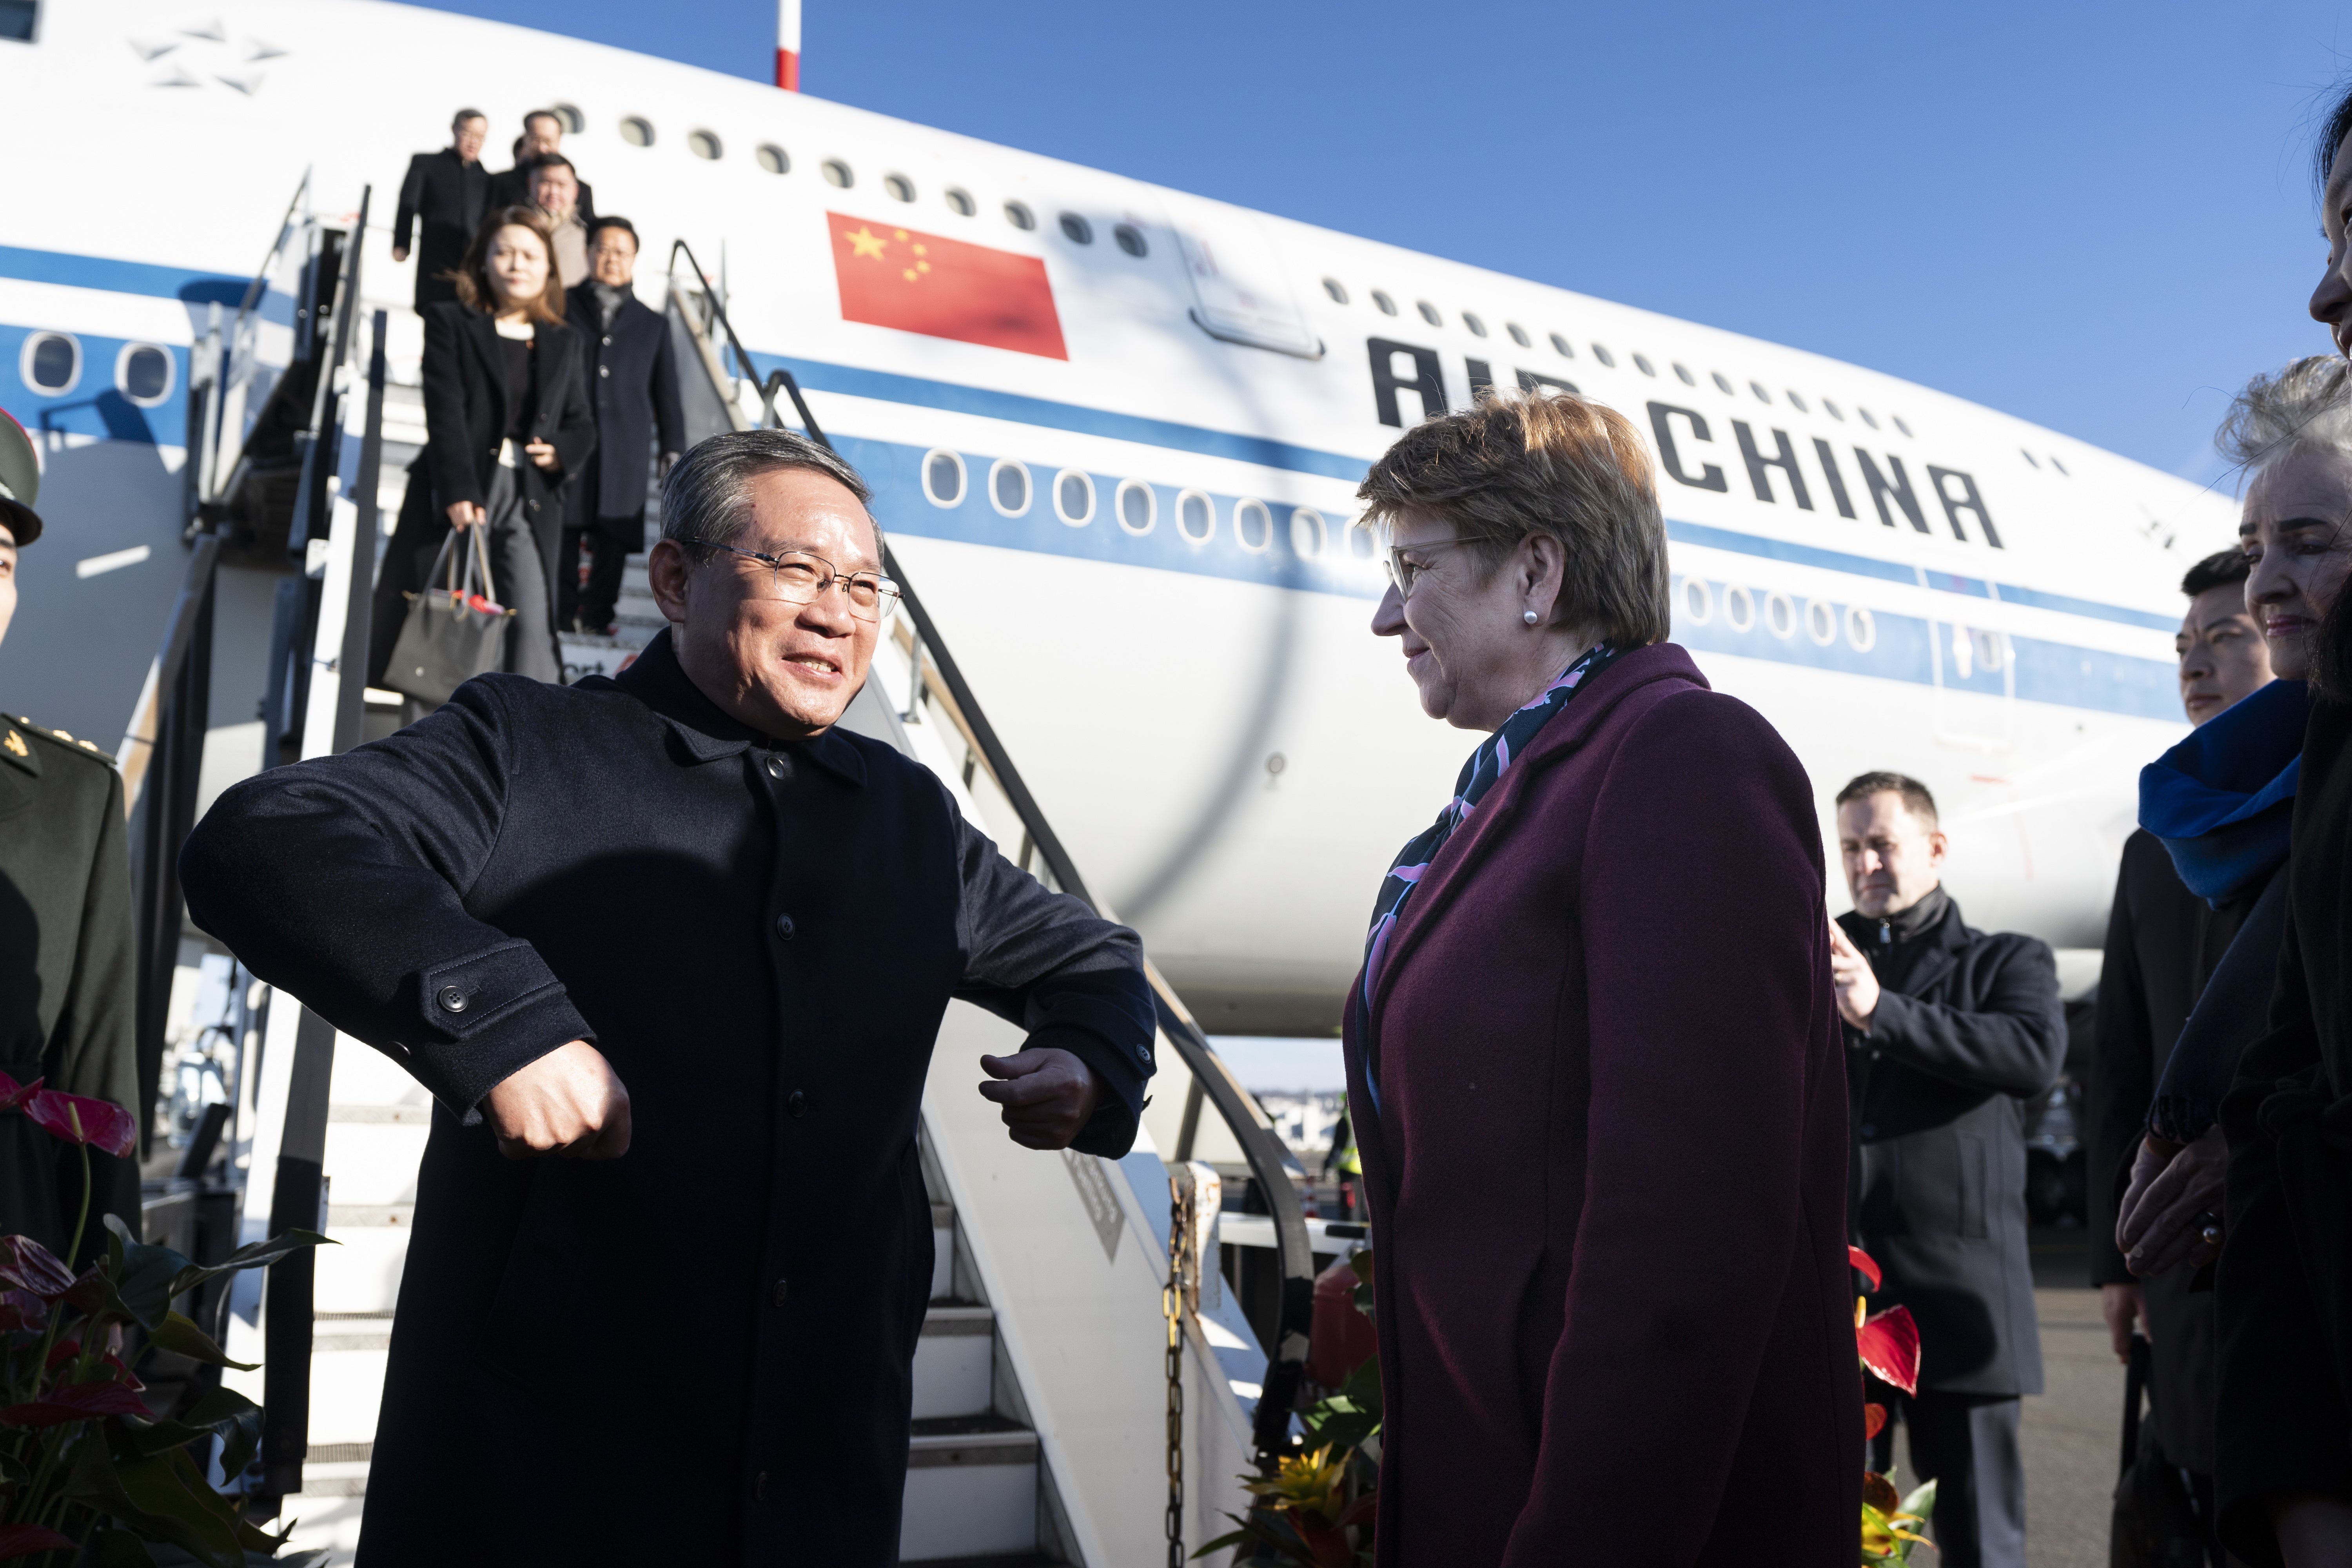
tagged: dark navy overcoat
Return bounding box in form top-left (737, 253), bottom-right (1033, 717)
top-left (181, 631), bottom-right (1153, 1565)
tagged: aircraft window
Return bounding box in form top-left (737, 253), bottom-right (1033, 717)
top-left (1177, 489), bottom-right (1214, 544)
top-left (550, 104), bottom-right (584, 133)
top-left (1372, 291), bottom-right (1398, 316)
top-left (1416, 301), bottom-right (1442, 327)
top-left (1711, 372), bottom-right (1735, 396)
top-left (1116, 478), bottom-right (1155, 535)
top-left (1113, 223), bottom-right (1148, 258)
top-left (1765, 591), bottom-right (1797, 640)
top-left (1632, 354), bottom-right (1656, 377)
top-left (0, 1), bottom-right (32, 41)
top-left (1786, 390), bottom-right (1808, 412)
top-left (884, 173), bottom-right (916, 202)
top-left (1590, 343), bottom-right (1615, 367)
top-left (1463, 312), bottom-right (1488, 338)
top-left (619, 117), bottom-right (655, 148)
top-left (1290, 507), bottom-right (1328, 560)
top-left (2050, 456), bottom-right (2069, 476)
top-left (922, 449), bottom-right (966, 508)
top-left (116, 343), bottom-right (172, 406)
top-left (1507, 323), bottom-right (1531, 348)
top-left (22, 332), bottom-right (78, 393)
top-left (1892, 416), bottom-right (1913, 437)
top-left (1323, 279), bottom-right (1348, 304)
top-left (1857, 407), bottom-right (1880, 430)
top-left (1823, 398), bottom-right (1844, 421)
top-left (1059, 213), bottom-right (1094, 245)
top-left (1004, 200), bottom-right (1036, 230)
top-left (1806, 598), bottom-right (1838, 646)
top-left (944, 187), bottom-right (975, 216)
top-left (1722, 584), bottom-right (1755, 633)
top-left (688, 130), bottom-right (724, 161)
top-left (822, 159), bottom-right (853, 188)
top-left (1750, 381), bottom-right (1770, 404)
top-left (756, 144), bottom-right (790, 175)
top-left (1672, 363), bottom-right (1695, 386)
top-left (1846, 606), bottom-right (1877, 652)
top-left (1549, 333), bottom-right (1573, 358)
top-left (1054, 468), bottom-right (1094, 526)
top-left (1234, 498), bottom-right (1273, 553)
top-left (1678, 576), bottom-right (1713, 626)
top-left (2020, 449), bottom-right (2040, 468)
top-left (989, 459), bottom-right (1031, 517)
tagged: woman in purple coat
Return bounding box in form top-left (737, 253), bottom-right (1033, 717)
top-left (1344, 391), bottom-right (1861, 1565)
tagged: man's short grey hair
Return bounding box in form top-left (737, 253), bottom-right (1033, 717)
top-left (2217, 355), bottom-right (2352, 481)
top-left (661, 429), bottom-right (880, 564)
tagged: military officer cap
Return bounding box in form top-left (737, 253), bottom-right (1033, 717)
top-left (0, 409), bottom-right (40, 547)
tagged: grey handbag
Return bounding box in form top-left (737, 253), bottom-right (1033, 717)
top-left (383, 523), bottom-right (514, 707)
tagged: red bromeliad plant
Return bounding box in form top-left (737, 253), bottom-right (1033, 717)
top-left (1850, 1245), bottom-right (1935, 1565)
top-left (0, 1069), bottom-right (330, 1566)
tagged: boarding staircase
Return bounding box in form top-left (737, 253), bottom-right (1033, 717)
top-left (146, 187), bottom-right (1321, 1566)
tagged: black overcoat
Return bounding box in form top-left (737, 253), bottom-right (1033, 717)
top-left (1841, 893), bottom-right (2065, 1396)
top-left (392, 149), bottom-right (487, 310)
top-left (562, 281), bottom-right (686, 538)
top-left (178, 632), bottom-right (1155, 1565)
top-left (0, 714), bottom-right (139, 1265)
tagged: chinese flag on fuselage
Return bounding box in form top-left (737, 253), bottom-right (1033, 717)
top-left (828, 213), bottom-right (1067, 360)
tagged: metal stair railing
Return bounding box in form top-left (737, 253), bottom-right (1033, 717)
top-left (664, 239), bottom-right (1316, 1467)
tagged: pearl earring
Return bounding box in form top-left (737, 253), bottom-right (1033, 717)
top-left (1523, 610), bottom-right (1539, 625)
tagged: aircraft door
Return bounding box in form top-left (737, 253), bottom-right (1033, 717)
top-left (1920, 568), bottom-right (2015, 752)
top-left (1160, 191), bottom-right (1323, 360)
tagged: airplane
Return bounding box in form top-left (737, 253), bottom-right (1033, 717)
top-left (0, 1), bottom-right (2238, 1555)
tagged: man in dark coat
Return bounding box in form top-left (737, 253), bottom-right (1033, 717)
top-left (0, 408), bottom-right (141, 1263)
top-left (391, 109), bottom-right (490, 311)
top-left (560, 217), bottom-right (684, 635)
top-left (180, 429), bottom-right (1154, 1565)
top-left (486, 110), bottom-right (595, 224)
top-left (1832, 770), bottom-right (2066, 1568)
top-left (2089, 549), bottom-right (2272, 1528)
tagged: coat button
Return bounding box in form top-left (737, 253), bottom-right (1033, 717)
top-left (765, 756), bottom-right (786, 780)
top-left (599, 365), bottom-right (610, 376)
top-left (787, 1091), bottom-right (807, 1119)
top-left (436, 986), bottom-right (468, 1014)
top-left (753, 1470), bottom-right (769, 1503)
top-left (774, 913), bottom-right (796, 940)
top-left (771, 1278), bottom-right (789, 1306)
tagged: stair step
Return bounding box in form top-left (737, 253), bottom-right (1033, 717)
top-left (913, 1305), bottom-right (993, 1419)
top-left (901, 1415), bottom-right (1039, 1562)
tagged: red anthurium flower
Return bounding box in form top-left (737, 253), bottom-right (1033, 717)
top-left (1849, 1245), bottom-right (1882, 1293)
top-left (0, 1290), bottom-right (45, 1334)
top-left (0, 1379), bottom-right (154, 1427)
top-left (1864, 1401), bottom-right (1889, 1440)
top-left (1857, 1305), bottom-right (1921, 1396)
top-left (0, 1523), bottom-right (78, 1558)
top-left (0, 1071), bottom-right (43, 1113)
top-left (99, 1354), bottom-right (144, 1391)
top-left (0, 1236), bottom-right (75, 1300)
top-left (23, 1089), bottom-right (136, 1158)
top-left (43, 1340), bottom-right (78, 1370)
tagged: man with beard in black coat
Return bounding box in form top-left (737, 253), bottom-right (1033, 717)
top-left (180, 428), bottom-right (1155, 1566)
top-left (1832, 770), bottom-right (2066, 1568)
top-left (560, 217), bottom-right (684, 635)
top-left (392, 109), bottom-right (490, 310)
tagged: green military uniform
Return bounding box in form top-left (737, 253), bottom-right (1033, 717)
top-left (0, 410), bottom-right (142, 1262)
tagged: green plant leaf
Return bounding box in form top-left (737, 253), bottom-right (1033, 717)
top-left (1898, 1477), bottom-right (1937, 1524)
top-left (61, 1426), bottom-right (246, 1568)
top-left (163, 1231), bottom-right (334, 1302)
top-left (144, 1314), bottom-right (257, 1372)
top-left (101, 1217), bottom-right (194, 1332)
top-left (83, 1528), bottom-right (158, 1567)
top-left (121, 1385), bottom-right (263, 1482)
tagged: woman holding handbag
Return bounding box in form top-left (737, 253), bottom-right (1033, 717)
top-left (419, 205), bottom-right (595, 682)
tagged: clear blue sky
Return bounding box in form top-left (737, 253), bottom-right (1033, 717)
top-left (410, 0), bottom-right (2352, 487)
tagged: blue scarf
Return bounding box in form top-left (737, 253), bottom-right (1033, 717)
top-left (1358, 642), bottom-right (1618, 1111)
top-left (2139, 679), bottom-right (2308, 905)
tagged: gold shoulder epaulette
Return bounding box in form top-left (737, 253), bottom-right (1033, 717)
top-left (10, 717), bottom-right (117, 767)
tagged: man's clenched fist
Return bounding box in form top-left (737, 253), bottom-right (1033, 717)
top-left (483, 1039), bottom-right (633, 1160)
top-left (977, 1048), bottom-right (1101, 1150)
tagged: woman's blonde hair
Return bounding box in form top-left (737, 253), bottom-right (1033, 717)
top-left (1355, 389), bottom-right (1670, 647)
top-left (2216, 354), bottom-right (2352, 481)
top-left (448, 206), bottom-right (568, 325)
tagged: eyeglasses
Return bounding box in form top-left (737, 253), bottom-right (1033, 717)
top-left (1382, 537), bottom-right (1482, 598)
top-left (683, 539), bottom-right (902, 622)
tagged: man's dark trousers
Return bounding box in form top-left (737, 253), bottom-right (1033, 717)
top-left (557, 519), bottom-right (633, 633)
top-left (1869, 1390), bottom-right (2025, 1564)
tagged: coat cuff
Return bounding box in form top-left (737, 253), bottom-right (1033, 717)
top-left (401, 939), bottom-right (593, 1120)
top-left (1023, 969), bottom-right (1156, 1158)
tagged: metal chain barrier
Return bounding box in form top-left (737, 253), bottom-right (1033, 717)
top-left (1165, 1170), bottom-right (1194, 1567)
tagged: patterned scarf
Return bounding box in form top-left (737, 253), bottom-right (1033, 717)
top-left (1358, 642), bottom-right (1618, 1110)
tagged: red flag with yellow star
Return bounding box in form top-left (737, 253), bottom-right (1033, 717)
top-left (828, 214), bottom-right (1068, 360)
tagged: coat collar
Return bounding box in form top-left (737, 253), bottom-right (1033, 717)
top-left (1365, 642), bottom-right (1710, 1022)
top-left (606, 628), bottom-right (867, 786)
top-left (1836, 890), bottom-right (1970, 995)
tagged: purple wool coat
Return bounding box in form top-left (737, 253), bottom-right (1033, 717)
top-left (1341, 643), bottom-right (1861, 1567)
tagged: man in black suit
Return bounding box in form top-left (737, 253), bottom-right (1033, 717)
top-left (487, 110), bottom-right (595, 226)
top-left (1832, 771), bottom-right (2065, 1568)
top-left (392, 109), bottom-right (490, 310)
top-left (561, 218), bottom-right (684, 635)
